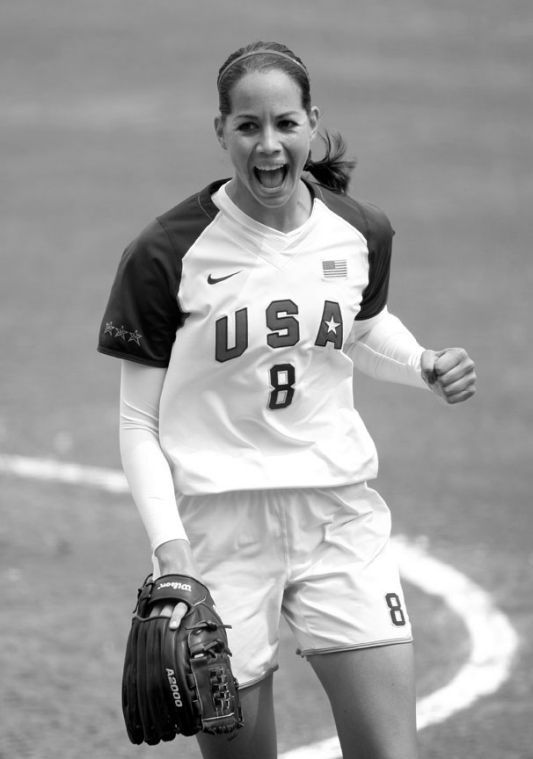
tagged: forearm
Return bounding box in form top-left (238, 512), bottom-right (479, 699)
top-left (347, 308), bottom-right (428, 389)
top-left (119, 360), bottom-right (188, 553)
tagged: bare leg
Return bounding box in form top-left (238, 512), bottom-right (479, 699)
top-left (309, 642), bottom-right (418, 759)
top-left (196, 672), bottom-right (277, 759)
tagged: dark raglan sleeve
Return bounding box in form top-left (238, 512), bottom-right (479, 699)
top-left (97, 219), bottom-right (184, 367)
top-left (354, 201), bottom-right (395, 321)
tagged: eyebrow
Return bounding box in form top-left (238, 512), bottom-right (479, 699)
top-left (233, 110), bottom-right (303, 120)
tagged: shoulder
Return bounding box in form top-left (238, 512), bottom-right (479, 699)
top-left (128, 179), bottom-right (227, 263)
top-left (310, 182), bottom-right (394, 248)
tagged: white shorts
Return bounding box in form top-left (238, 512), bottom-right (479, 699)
top-left (177, 482), bottom-right (412, 687)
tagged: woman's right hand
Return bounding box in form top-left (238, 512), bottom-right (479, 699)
top-left (153, 538), bottom-right (202, 630)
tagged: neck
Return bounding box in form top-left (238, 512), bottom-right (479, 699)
top-left (226, 179), bottom-right (313, 233)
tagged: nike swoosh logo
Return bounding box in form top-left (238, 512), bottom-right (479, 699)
top-left (207, 271), bottom-right (241, 285)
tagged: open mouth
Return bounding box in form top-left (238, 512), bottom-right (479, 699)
top-left (254, 165), bottom-right (288, 189)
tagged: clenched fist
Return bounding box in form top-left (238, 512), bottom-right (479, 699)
top-left (421, 348), bottom-right (476, 404)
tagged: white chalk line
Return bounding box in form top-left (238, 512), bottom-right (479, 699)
top-left (0, 453), bottom-right (519, 759)
top-left (0, 453), bottom-right (129, 494)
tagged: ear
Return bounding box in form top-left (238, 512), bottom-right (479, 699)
top-left (214, 115), bottom-right (227, 149)
top-left (308, 106), bottom-right (320, 140)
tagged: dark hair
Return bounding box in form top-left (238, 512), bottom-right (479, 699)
top-left (217, 41), bottom-right (355, 194)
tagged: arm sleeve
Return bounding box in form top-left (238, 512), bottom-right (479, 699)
top-left (119, 360), bottom-right (188, 552)
top-left (346, 308), bottom-right (428, 389)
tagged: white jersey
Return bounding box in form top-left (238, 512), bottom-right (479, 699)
top-left (98, 179), bottom-right (394, 495)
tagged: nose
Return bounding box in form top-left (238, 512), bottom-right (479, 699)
top-left (258, 125), bottom-right (281, 154)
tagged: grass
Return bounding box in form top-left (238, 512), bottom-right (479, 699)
top-left (1, 1), bottom-right (532, 757)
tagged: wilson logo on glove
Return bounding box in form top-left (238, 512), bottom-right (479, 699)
top-left (157, 580), bottom-right (192, 592)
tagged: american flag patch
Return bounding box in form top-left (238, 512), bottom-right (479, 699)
top-left (322, 259), bottom-right (348, 278)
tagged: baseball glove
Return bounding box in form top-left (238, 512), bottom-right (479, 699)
top-left (121, 573), bottom-right (243, 745)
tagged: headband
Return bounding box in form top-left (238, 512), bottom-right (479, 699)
top-left (217, 49), bottom-right (309, 87)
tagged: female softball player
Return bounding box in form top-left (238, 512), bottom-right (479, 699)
top-left (98, 41), bottom-right (476, 759)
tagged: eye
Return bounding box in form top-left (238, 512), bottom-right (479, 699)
top-left (278, 119), bottom-right (299, 131)
top-left (236, 121), bottom-right (257, 133)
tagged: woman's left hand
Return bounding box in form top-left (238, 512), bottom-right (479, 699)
top-left (421, 347), bottom-right (476, 404)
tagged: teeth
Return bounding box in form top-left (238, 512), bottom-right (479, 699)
top-left (254, 164), bottom-right (287, 189)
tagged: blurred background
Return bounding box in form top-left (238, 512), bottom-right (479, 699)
top-left (1, 1), bottom-right (531, 757)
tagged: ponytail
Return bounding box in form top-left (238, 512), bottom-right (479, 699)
top-left (304, 131), bottom-right (356, 194)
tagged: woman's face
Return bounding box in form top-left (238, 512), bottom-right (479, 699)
top-left (215, 69), bottom-right (319, 222)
